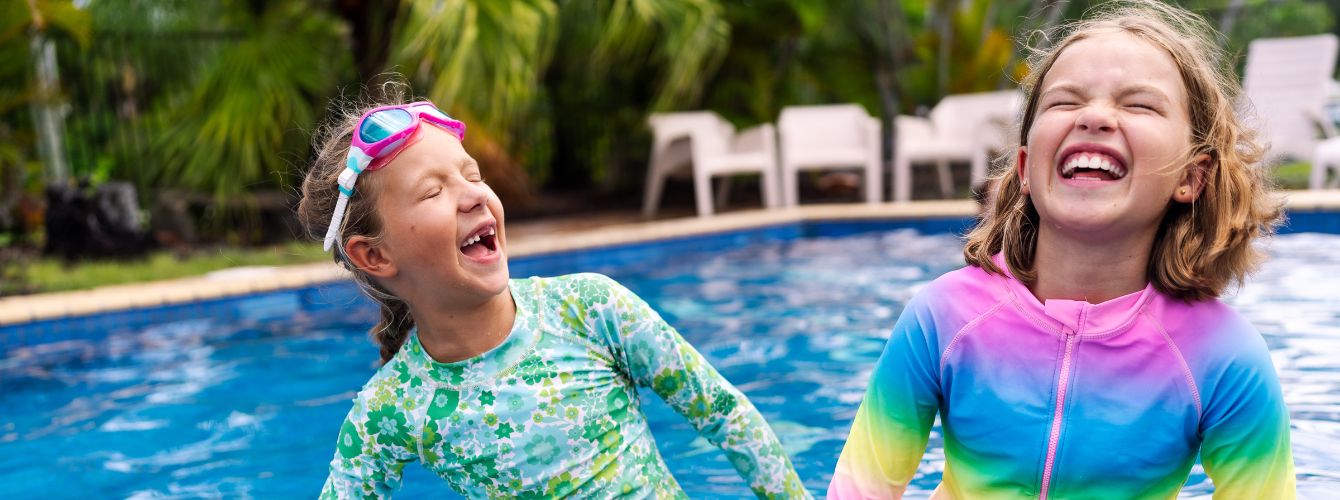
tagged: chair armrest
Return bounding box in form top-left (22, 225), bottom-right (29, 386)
top-left (1306, 107), bottom-right (1338, 138)
top-left (733, 123), bottom-right (775, 153)
top-left (893, 115), bottom-right (935, 144)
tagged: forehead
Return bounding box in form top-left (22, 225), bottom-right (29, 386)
top-left (1046, 31), bottom-right (1185, 91)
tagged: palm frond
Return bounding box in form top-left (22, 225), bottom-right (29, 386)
top-left (145, 1), bottom-right (348, 199)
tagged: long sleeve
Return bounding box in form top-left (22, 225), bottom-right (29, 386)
top-left (584, 274), bottom-right (809, 499)
top-left (320, 378), bottom-right (421, 499)
top-left (1197, 329), bottom-right (1296, 499)
top-left (828, 291), bottom-right (943, 499)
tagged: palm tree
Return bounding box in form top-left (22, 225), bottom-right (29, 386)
top-left (393, 0), bottom-right (729, 202)
top-left (0, 0), bottom-right (89, 235)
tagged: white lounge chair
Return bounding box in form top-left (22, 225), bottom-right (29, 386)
top-left (891, 90), bottom-right (1020, 202)
top-left (1312, 136), bottom-right (1340, 189)
top-left (642, 111), bottom-right (779, 217)
top-left (1242, 34), bottom-right (1339, 168)
top-left (777, 104), bottom-right (883, 206)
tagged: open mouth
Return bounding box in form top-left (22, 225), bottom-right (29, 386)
top-left (1059, 152), bottom-right (1127, 181)
top-left (459, 223), bottom-right (498, 259)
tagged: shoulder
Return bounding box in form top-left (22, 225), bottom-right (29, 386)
top-left (350, 351), bottom-right (427, 408)
top-left (1153, 297), bottom-right (1265, 355)
top-left (1152, 296), bottom-right (1275, 381)
top-left (527, 273), bottom-right (625, 301)
top-left (906, 263), bottom-right (1009, 321)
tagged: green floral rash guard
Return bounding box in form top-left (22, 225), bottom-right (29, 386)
top-left (320, 273), bottom-right (809, 499)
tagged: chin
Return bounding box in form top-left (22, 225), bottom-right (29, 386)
top-left (484, 259), bottom-right (511, 293)
top-left (1040, 207), bottom-right (1123, 235)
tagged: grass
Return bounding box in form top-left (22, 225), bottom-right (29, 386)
top-left (11, 241), bottom-right (328, 294)
top-left (1274, 161), bottom-right (1313, 190)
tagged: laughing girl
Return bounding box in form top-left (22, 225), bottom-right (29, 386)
top-left (829, 1), bottom-right (1294, 498)
top-left (299, 91), bottom-right (807, 498)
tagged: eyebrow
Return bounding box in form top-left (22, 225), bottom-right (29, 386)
top-left (409, 156), bottom-right (480, 187)
top-left (1040, 82), bottom-right (1172, 102)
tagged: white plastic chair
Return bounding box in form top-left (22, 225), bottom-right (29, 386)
top-left (1313, 137), bottom-right (1340, 189)
top-left (776, 104), bottom-right (882, 206)
top-left (642, 112), bottom-right (779, 217)
top-left (1242, 34), bottom-right (1339, 165)
top-left (891, 90), bottom-right (1020, 202)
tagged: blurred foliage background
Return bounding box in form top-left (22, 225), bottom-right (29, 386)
top-left (0, 0), bottom-right (1336, 251)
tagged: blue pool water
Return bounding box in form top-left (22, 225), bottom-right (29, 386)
top-left (3, 229), bottom-right (1339, 497)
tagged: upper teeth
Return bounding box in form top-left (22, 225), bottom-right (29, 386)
top-left (1062, 153), bottom-right (1126, 178)
top-left (461, 227), bottom-right (496, 248)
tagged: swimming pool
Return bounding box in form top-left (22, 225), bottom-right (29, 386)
top-left (2, 222), bottom-right (1338, 497)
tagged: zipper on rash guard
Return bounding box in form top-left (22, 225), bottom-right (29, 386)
top-left (1039, 327), bottom-right (1077, 500)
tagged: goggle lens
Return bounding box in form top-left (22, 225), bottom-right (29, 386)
top-left (358, 108), bottom-right (414, 144)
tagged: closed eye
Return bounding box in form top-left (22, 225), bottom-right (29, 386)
top-left (464, 166), bottom-right (485, 183)
top-left (1125, 102), bottom-right (1162, 114)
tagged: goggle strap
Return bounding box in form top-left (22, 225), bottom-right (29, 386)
top-left (324, 149), bottom-right (370, 252)
top-left (323, 193), bottom-right (350, 252)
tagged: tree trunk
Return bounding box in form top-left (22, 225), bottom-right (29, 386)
top-left (871, 0), bottom-right (914, 175)
top-left (1220, 0), bottom-right (1245, 36)
top-left (334, 0), bottom-right (403, 97)
top-left (935, 0), bottom-right (954, 97)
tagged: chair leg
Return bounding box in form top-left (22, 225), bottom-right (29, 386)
top-left (761, 168), bottom-right (779, 208)
top-left (936, 160), bottom-right (954, 199)
top-left (971, 153), bottom-right (988, 189)
top-left (1312, 153), bottom-right (1328, 190)
top-left (866, 161), bottom-right (882, 204)
top-left (642, 161), bottom-right (668, 218)
top-left (716, 176), bottom-right (733, 211)
top-left (694, 170), bottom-right (715, 217)
top-left (894, 156), bottom-right (911, 202)
top-left (782, 165), bottom-right (799, 207)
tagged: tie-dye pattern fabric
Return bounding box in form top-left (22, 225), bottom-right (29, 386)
top-left (830, 255), bottom-right (1294, 499)
top-left (321, 273), bottom-right (807, 499)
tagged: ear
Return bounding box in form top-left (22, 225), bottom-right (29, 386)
top-left (1173, 153), bottom-right (1211, 203)
top-left (1016, 146), bottom-right (1031, 195)
top-left (343, 235), bottom-right (398, 279)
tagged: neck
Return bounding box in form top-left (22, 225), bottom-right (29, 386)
top-left (409, 285), bottom-right (516, 363)
top-left (1029, 226), bottom-right (1157, 304)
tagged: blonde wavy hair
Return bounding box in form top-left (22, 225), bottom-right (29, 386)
top-left (963, 0), bottom-right (1282, 302)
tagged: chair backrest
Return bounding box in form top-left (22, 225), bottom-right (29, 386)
top-left (1242, 34), bottom-right (1339, 161)
top-left (777, 104), bottom-right (874, 155)
top-left (649, 111), bottom-right (733, 161)
top-left (927, 90), bottom-right (1021, 149)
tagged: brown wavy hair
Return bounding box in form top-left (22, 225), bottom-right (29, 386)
top-left (296, 82), bottom-right (416, 364)
top-left (963, 0), bottom-right (1282, 302)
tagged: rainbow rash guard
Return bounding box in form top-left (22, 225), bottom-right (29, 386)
top-left (829, 255), bottom-right (1295, 499)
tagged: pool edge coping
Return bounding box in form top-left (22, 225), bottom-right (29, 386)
top-left (4, 191), bottom-right (1339, 326)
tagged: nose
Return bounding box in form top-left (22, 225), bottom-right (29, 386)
top-left (1075, 103), bottom-right (1117, 134)
top-left (457, 179), bottom-right (490, 213)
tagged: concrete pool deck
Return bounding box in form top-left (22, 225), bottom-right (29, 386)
top-left (4, 191), bottom-right (1340, 326)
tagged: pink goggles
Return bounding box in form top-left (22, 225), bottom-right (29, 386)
top-left (324, 101), bottom-right (466, 251)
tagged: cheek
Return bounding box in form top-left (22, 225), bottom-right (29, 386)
top-left (486, 189), bottom-right (505, 218)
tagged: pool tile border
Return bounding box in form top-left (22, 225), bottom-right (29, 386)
top-left (3, 191), bottom-right (1339, 330)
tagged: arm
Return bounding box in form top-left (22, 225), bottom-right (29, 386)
top-left (1199, 332), bottom-right (1295, 499)
top-left (828, 292), bottom-right (942, 499)
top-left (587, 275), bottom-right (809, 499)
top-left (320, 386), bottom-right (420, 499)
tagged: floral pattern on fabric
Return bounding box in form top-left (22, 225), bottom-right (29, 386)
top-left (320, 274), bottom-right (809, 499)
